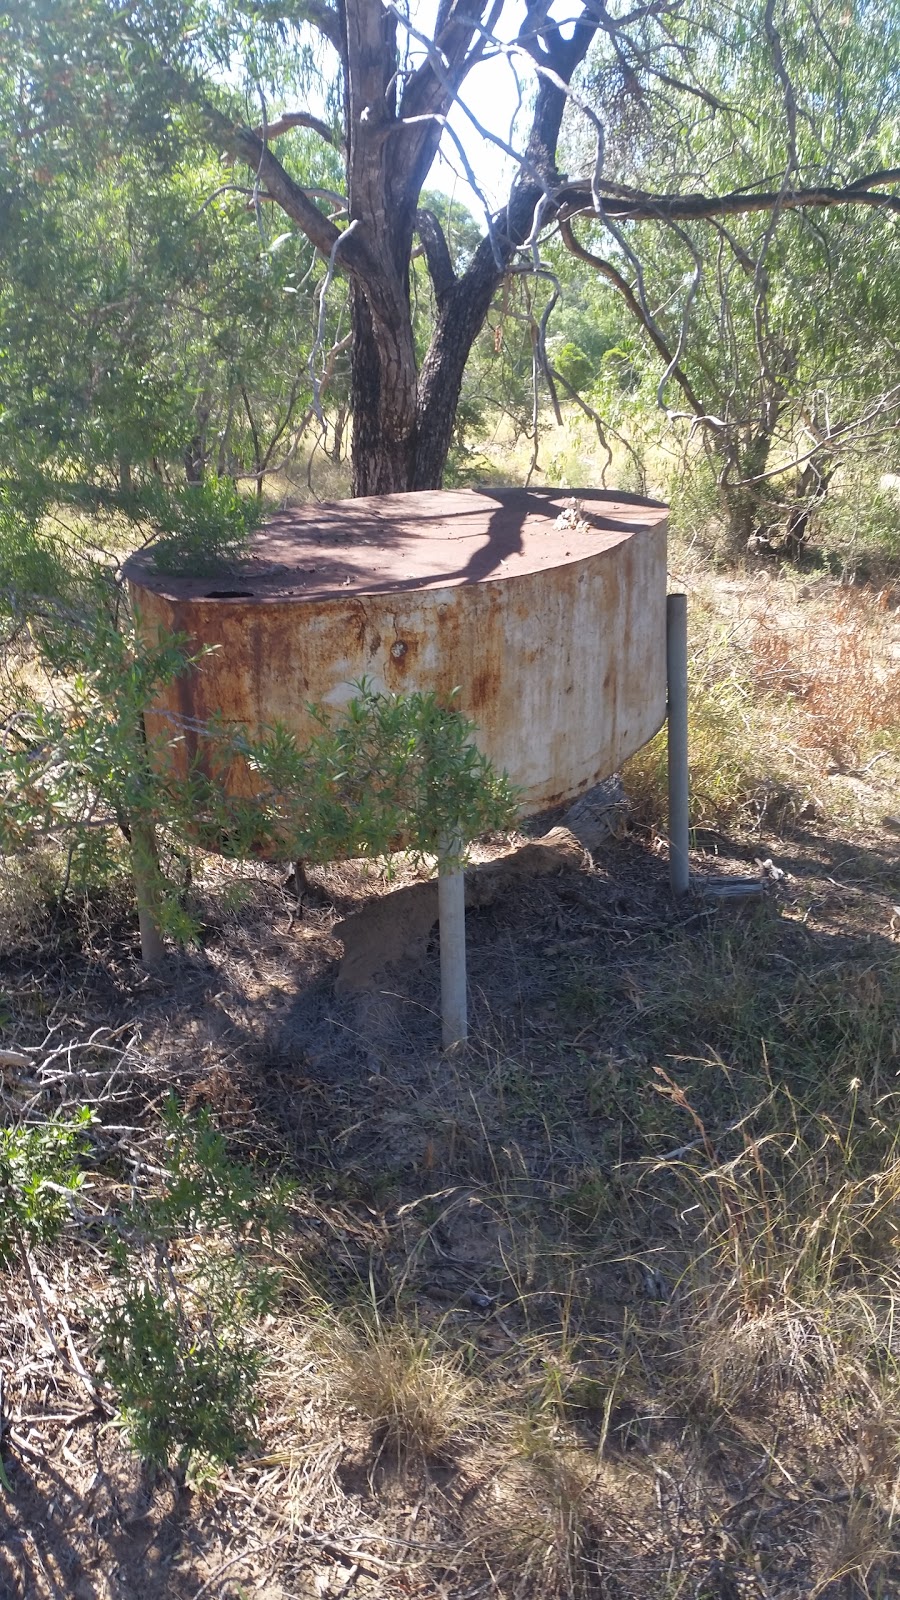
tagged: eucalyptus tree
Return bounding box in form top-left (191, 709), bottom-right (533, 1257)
top-left (559, 0), bottom-right (900, 547)
top-left (0, 28), bottom-right (346, 498)
top-left (3, 0), bottom-right (899, 506)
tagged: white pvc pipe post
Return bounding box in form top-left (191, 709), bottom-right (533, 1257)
top-left (131, 817), bottom-right (166, 967)
top-left (437, 836), bottom-right (468, 1049)
top-left (666, 593), bottom-right (691, 896)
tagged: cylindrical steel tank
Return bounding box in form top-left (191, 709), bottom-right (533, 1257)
top-left (124, 486), bottom-right (668, 837)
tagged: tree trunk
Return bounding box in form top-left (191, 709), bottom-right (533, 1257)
top-left (339, 2), bottom-right (595, 497)
top-left (719, 429), bottom-right (776, 553)
top-left (349, 285), bottom-right (418, 495)
top-left (184, 439), bottom-right (204, 484)
top-left (784, 459), bottom-right (833, 560)
top-left (412, 247), bottom-right (512, 490)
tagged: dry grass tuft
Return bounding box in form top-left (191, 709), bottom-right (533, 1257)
top-left (481, 1423), bottom-right (609, 1600)
top-left (622, 607), bottom-right (802, 829)
top-left (317, 1313), bottom-right (477, 1460)
top-left (811, 1493), bottom-right (895, 1597)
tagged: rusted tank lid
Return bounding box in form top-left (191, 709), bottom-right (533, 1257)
top-left (123, 486), bottom-right (668, 603)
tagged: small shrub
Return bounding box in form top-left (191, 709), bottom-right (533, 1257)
top-left (813, 468), bottom-right (900, 583)
top-left (96, 1276), bottom-right (267, 1470)
top-left (95, 1102), bottom-right (290, 1470)
top-left (0, 849), bottom-right (60, 951)
top-left (239, 680), bottom-right (520, 867)
top-left (0, 1108), bottom-right (94, 1259)
top-left (142, 476), bottom-right (263, 577)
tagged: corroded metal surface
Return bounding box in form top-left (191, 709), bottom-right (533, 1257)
top-left (124, 486), bottom-right (668, 835)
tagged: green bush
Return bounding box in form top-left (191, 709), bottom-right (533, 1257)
top-left (142, 476), bottom-right (264, 577)
top-left (0, 1094), bottom-right (289, 1474)
top-left (238, 681), bottom-right (519, 867)
top-left (0, 483), bottom-right (519, 949)
top-left (0, 1108), bottom-right (94, 1260)
top-left (95, 1101), bottom-right (290, 1470)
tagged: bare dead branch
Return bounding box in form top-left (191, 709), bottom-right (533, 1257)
top-left (252, 110), bottom-right (340, 148)
top-left (763, 0), bottom-right (799, 174)
top-left (546, 361), bottom-right (615, 480)
top-left (309, 222), bottom-right (361, 421)
top-left (654, 218), bottom-right (703, 411)
top-left (215, 184), bottom-right (346, 215)
top-left (398, 0), bottom-right (504, 126)
top-left (537, 284), bottom-right (563, 425)
top-left (650, 70), bottom-right (734, 112)
top-left (737, 385), bottom-right (900, 483)
top-left (232, 335), bottom-right (352, 482)
top-left (559, 216), bottom-right (706, 416)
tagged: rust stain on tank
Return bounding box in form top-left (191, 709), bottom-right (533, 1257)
top-left (124, 486), bottom-right (669, 848)
top-left (469, 661), bottom-right (502, 711)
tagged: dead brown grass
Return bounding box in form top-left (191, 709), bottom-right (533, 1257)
top-left (314, 1314), bottom-right (477, 1461)
top-left (749, 587), bottom-right (900, 768)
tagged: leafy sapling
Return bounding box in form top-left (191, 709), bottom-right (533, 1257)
top-left (95, 1100), bottom-right (292, 1472)
top-left (0, 1108), bottom-right (95, 1263)
top-left (239, 680), bottom-right (520, 868)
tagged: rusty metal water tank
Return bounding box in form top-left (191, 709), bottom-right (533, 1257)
top-left (123, 486), bottom-right (669, 828)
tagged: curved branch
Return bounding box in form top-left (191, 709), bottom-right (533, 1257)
top-left (558, 172), bottom-right (900, 224)
top-left (252, 110), bottom-right (340, 148)
top-left (415, 210), bottom-right (457, 307)
top-left (558, 217), bottom-right (706, 416)
top-left (204, 105), bottom-right (343, 259)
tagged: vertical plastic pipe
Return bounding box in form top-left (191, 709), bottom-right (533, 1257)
top-left (132, 714), bottom-right (166, 966)
top-left (131, 818), bottom-right (166, 967)
top-left (666, 593), bottom-right (691, 896)
top-left (438, 837), bottom-right (468, 1049)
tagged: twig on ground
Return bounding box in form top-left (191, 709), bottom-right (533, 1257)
top-left (191, 1542), bottom-right (276, 1599)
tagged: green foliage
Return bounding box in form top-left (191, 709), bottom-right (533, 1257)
top-left (239, 681), bottom-right (520, 866)
top-left (0, 495), bottom-right (203, 931)
top-left (811, 469), bottom-right (900, 582)
top-left (1, 478), bottom-right (518, 947)
top-left (0, 7), bottom-right (345, 496)
top-left (0, 1092), bottom-right (288, 1471)
top-left (0, 1108), bottom-right (94, 1259)
top-left (142, 477), bottom-right (264, 576)
top-left (548, 341), bottom-right (595, 396)
top-left (95, 1101), bottom-right (290, 1469)
top-left (119, 1096), bottom-right (291, 1242)
top-left (95, 1283), bottom-right (266, 1470)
